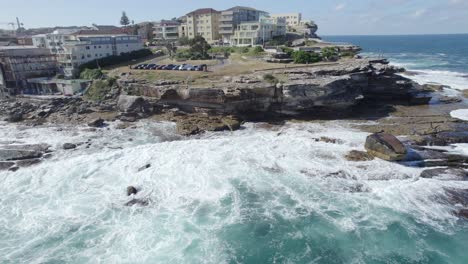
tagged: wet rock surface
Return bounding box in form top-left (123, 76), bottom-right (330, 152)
top-left (365, 133), bottom-right (407, 161)
top-left (0, 143), bottom-right (52, 170)
top-left (345, 150), bottom-right (374, 162)
top-left (420, 168), bottom-right (468, 181)
top-left (175, 114), bottom-right (242, 136)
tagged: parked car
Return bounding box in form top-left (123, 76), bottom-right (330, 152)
top-left (175, 64), bottom-right (187, 70)
top-left (149, 64), bottom-right (159, 70)
top-left (156, 65), bottom-right (166, 70)
top-left (164, 64), bottom-right (177, 70)
top-left (145, 64), bottom-right (156, 70)
top-left (135, 64), bottom-right (147, 69)
top-left (194, 64), bottom-right (207, 71)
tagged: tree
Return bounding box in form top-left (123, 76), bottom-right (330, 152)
top-left (132, 24), bottom-right (140, 36)
top-left (165, 42), bottom-right (177, 58)
top-left (189, 35), bottom-right (211, 59)
top-left (120, 11), bottom-right (130, 27)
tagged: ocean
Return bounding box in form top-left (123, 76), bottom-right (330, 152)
top-left (323, 34), bottom-right (468, 90)
top-left (1, 35), bottom-right (468, 263)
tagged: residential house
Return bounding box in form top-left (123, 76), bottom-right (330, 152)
top-left (219, 6), bottom-right (269, 45)
top-left (231, 17), bottom-right (286, 46)
top-left (0, 46), bottom-right (57, 95)
top-left (185, 8), bottom-right (221, 44)
top-left (153, 20), bottom-right (181, 42)
top-left (32, 27), bottom-right (143, 77)
top-left (271, 13), bottom-right (302, 27)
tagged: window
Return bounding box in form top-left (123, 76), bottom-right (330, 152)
top-left (95, 54), bottom-right (98, 57)
top-left (94, 46), bottom-right (97, 49)
top-left (87, 54), bottom-right (91, 58)
top-left (98, 45), bottom-right (101, 48)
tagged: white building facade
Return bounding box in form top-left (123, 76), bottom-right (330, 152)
top-left (32, 30), bottom-right (143, 77)
top-left (231, 17), bottom-right (286, 46)
top-left (270, 13), bottom-right (302, 27)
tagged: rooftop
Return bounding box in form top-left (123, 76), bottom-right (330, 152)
top-left (187, 8), bottom-right (220, 16)
top-left (226, 6), bottom-right (267, 13)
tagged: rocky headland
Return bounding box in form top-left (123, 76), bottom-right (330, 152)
top-left (1, 57), bottom-right (468, 215)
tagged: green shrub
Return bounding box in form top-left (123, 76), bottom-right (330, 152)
top-left (253, 46), bottom-right (264, 53)
top-left (280, 47), bottom-right (295, 57)
top-left (84, 78), bottom-right (116, 101)
top-left (292, 51), bottom-right (322, 64)
top-left (321, 47), bottom-right (339, 60)
top-left (79, 68), bottom-right (103, 80)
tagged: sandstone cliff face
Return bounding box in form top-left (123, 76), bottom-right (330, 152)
top-left (117, 59), bottom-right (430, 116)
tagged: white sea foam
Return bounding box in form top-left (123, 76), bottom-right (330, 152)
top-left (450, 109), bottom-right (468, 121)
top-left (400, 69), bottom-right (468, 91)
top-left (0, 121), bottom-right (467, 263)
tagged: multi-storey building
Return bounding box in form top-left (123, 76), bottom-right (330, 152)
top-left (0, 46), bottom-right (57, 95)
top-left (219, 6), bottom-right (269, 45)
top-left (32, 28), bottom-right (143, 77)
top-left (185, 8), bottom-right (221, 44)
top-left (153, 20), bottom-right (181, 42)
top-left (231, 17), bottom-right (286, 46)
top-left (271, 13), bottom-right (302, 27)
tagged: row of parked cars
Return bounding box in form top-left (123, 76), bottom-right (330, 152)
top-left (134, 63), bottom-right (207, 71)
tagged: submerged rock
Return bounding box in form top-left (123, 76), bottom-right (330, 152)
top-left (5, 112), bottom-right (23, 123)
top-left (0, 161), bottom-right (15, 171)
top-left (127, 186), bottom-right (138, 196)
top-left (63, 143), bottom-right (77, 150)
top-left (88, 118), bottom-right (105, 128)
top-left (125, 199), bottom-right (149, 207)
top-left (420, 168), bottom-right (468, 181)
top-left (0, 149), bottom-right (43, 161)
top-left (345, 150), bottom-right (374, 162)
top-left (365, 133), bottom-right (407, 161)
top-left (16, 158), bottom-right (42, 167)
top-left (138, 164), bottom-right (151, 172)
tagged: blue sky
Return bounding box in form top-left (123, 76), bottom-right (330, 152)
top-left (0, 0), bottom-right (467, 35)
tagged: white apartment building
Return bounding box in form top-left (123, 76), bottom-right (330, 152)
top-left (185, 8), bottom-right (221, 43)
top-left (271, 13), bottom-right (302, 27)
top-left (153, 20), bottom-right (181, 42)
top-left (32, 29), bottom-right (143, 77)
top-left (231, 17), bottom-right (286, 46)
top-left (219, 6), bottom-right (269, 45)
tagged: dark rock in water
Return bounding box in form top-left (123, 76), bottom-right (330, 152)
top-left (456, 209), bottom-right (468, 219)
top-left (0, 161), bottom-right (15, 171)
top-left (138, 164), bottom-right (151, 172)
top-left (119, 115), bottom-right (137, 122)
top-left (63, 143), bottom-right (77, 150)
top-left (176, 114), bottom-right (241, 136)
top-left (345, 150), bottom-right (374, 162)
top-left (117, 95), bottom-right (152, 114)
top-left (125, 199), bottom-right (149, 207)
top-left (439, 96), bottom-right (462, 104)
top-left (317, 137), bottom-right (343, 144)
top-left (8, 166), bottom-right (19, 172)
top-left (420, 168), bottom-right (468, 181)
top-left (5, 113), bottom-right (23, 122)
top-left (127, 186), bottom-right (138, 196)
top-left (115, 122), bottom-right (132, 130)
top-left (445, 188), bottom-right (468, 207)
top-left (421, 83), bottom-right (448, 92)
top-left (365, 133), bottom-right (407, 161)
top-left (88, 118), bottom-right (105, 128)
top-left (0, 149), bottom-right (43, 161)
top-left (16, 158), bottom-right (42, 167)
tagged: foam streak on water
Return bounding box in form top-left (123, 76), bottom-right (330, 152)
top-left (1, 121), bottom-right (468, 263)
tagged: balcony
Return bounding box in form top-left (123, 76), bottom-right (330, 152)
top-left (219, 28), bottom-right (233, 34)
top-left (219, 16), bottom-right (233, 22)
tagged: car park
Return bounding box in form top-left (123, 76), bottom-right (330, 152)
top-left (135, 64), bottom-right (147, 69)
top-left (176, 64), bottom-right (186, 70)
top-left (157, 65), bottom-right (166, 70)
top-left (181, 64), bottom-right (194, 71)
top-left (149, 64), bottom-right (159, 70)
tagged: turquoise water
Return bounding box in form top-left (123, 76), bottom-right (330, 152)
top-left (1, 121), bottom-right (468, 263)
top-left (323, 34), bottom-right (468, 90)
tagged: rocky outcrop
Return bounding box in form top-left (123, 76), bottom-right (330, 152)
top-left (365, 133), bottom-right (407, 161)
top-left (420, 168), bottom-right (468, 181)
top-left (0, 143), bottom-right (52, 171)
top-left (345, 150), bottom-right (374, 162)
top-left (176, 114), bottom-right (241, 136)
top-left (117, 59), bottom-right (430, 118)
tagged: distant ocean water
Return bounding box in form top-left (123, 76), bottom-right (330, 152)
top-left (323, 34), bottom-right (468, 90)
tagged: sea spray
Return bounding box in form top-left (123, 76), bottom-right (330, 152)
top-left (1, 121), bottom-right (468, 263)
